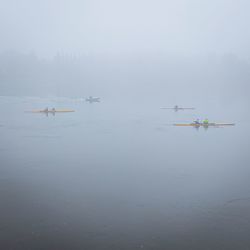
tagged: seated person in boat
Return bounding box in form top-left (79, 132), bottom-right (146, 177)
top-left (194, 119), bottom-right (200, 125)
top-left (203, 118), bottom-right (209, 125)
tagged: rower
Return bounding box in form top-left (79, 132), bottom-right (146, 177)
top-left (203, 118), bottom-right (209, 125)
top-left (194, 119), bottom-right (200, 125)
top-left (44, 107), bottom-right (49, 112)
top-left (51, 108), bottom-right (56, 112)
top-left (174, 105), bottom-right (178, 109)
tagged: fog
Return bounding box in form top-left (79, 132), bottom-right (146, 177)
top-left (1, 0), bottom-right (250, 57)
top-left (0, 1), bottom-right (250, 249)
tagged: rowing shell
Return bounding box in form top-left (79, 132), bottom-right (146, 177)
top-left (26, 110), bottom-right (75, 113)
top-left (174, 123), bottom-right (235, 127)
top-left (161, 107), bottom-right (195, 110)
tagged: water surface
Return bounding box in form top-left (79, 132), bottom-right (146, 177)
top-left (0, 96), bottom-right (249, 250)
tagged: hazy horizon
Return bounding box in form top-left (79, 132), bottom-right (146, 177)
top-left (1, 0), bottom-right (250, 59)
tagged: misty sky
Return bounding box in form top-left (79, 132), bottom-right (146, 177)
top-left (1, 0), bottom-right (250, 58)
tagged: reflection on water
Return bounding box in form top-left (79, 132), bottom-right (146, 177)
top-left (0, 96), bottom-right (250, 250)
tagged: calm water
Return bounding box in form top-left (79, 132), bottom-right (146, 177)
top-left (0, 96), bottom-right (250, 250)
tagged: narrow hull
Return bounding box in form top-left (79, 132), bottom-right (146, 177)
top-left (161, 107), bottom-right (195, 110)
top-left (26, 110), bottom-right (75, 113)
top-left (174, 123), bottom-right (235, 127)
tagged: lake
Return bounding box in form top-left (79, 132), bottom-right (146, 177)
top-left (0, 96), bottom-right (249, 250)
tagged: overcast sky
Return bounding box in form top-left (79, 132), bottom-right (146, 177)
top-left (0, 0), bottom-right (250, 58)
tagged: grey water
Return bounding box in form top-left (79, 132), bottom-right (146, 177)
top-left (0, 96), bottom-right (250, 250)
